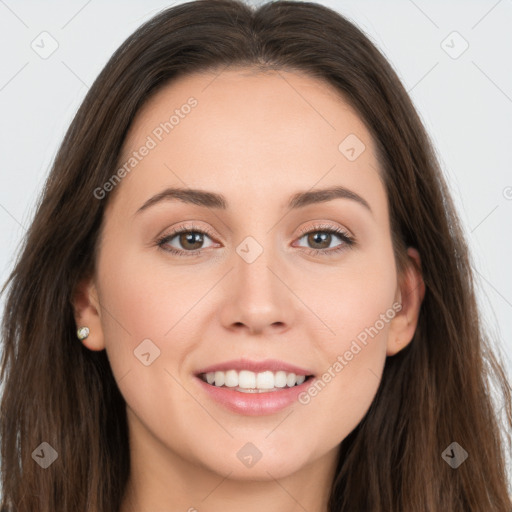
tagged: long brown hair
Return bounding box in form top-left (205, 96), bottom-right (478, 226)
top-left (1, 0), bottom-right (511, 510)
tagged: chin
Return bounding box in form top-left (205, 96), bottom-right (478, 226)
top-left (194, 443), bottom-right (316, 482)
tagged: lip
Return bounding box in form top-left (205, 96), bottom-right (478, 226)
top-left (195, 374), bottom-right (316, 416)
top-left (193, 358), bottom-right (316, 416)
top-left (194, 358), bottom-right (314, 376)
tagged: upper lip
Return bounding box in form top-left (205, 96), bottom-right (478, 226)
top-left (195, 358), bottom-right (315, 376)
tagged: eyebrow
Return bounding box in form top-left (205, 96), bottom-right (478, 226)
top-left (134, 185), bottom-right (372, 215)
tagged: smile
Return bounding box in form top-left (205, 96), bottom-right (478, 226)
top-left (194, 360), bottom-right (316, 415)
top-left (199, 370), bottom-right (313, 392)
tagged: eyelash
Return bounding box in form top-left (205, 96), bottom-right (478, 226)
top-left (155, 222), bottom-right (355, 258)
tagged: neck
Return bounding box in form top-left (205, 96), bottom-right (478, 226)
top-left (119, 410), bottom-right (338, 512)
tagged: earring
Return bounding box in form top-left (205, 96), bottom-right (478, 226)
top-left (77, 326), bottom-right (90, 340)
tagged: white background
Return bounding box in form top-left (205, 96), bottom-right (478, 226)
top-left (0, 0), bottom-right (511, 446)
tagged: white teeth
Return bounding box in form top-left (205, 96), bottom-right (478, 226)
top-left (274, 371), bottom-right (287, 388)
top-left (214, 371), bottom-right (225, 387)
top-left (286, 372), bottom-right (296, 387)
top-left (224, 370), bottom-right (238, 388)
top-left (202, 370), bottom-right (309, 390)
top-left (238, 370), bottom-right (256, 388)
top-left (256, 371), bottom-right (275, 389)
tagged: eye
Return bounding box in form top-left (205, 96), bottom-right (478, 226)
top-left (294, 223), bottom-right (355, 256)
top-left (155, 222), bottom-right (355, 258)
top-left (156, 223), bottom-right (217, 257)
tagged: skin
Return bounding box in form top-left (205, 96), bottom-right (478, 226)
top-left (73, 68), bottom-right (424, 512)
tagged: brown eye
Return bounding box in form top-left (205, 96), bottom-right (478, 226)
top-left (305, 231), bottom-right (334, 250)
top-left (156, 225), bottom-right (217, 256)
top-left (296, 228), bottom-right (351, 251)
top-left (177, 231), bottom-right (206, 250)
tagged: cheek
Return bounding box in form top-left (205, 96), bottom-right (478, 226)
top-left (97, 238), bottom-right (210, 332)
top-left (297, 244), bottom-right (397, 436)
top-left (296, 301), bottom-right (392, 447)
top-left (95, 242), bottom-right (207, 383)
top-left (305, 238), bottom-right (397, 350)
top-left (94, 246), bottom-right (208, 436)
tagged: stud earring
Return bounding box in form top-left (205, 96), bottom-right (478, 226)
top-left (77, 326), bottom-right (90, 340)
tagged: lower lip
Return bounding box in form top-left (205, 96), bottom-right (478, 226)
top-left (195, 376), bottom-right (315, 416)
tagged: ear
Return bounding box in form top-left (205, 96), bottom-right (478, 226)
top-left (72, 275), bottom-right (105, 351)
top-left (386, 247), bottom-right (425, 356)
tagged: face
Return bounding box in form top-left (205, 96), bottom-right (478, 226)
top-left (76, 67), bottom-right (423, 483)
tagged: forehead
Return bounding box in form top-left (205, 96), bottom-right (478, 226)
top-left (123, 67), bottom-right (373, 154)
top-left (111, 67), bottom-right (383, 215)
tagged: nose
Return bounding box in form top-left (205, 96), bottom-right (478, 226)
top-left (218, 245), bottom-right (296, 336)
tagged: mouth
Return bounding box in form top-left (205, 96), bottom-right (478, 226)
top-left (193, 358), bottom-right (316, 415)
top-left (197, 370), bottom-right (315, 393)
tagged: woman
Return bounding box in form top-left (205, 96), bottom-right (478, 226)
top-left (1, 0), bottom-right (511, 510)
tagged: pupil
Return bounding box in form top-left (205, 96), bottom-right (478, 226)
top-left (309, 232), bottom-right (330, 249)
top-left (181, 232), bottom-right (203, 249)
